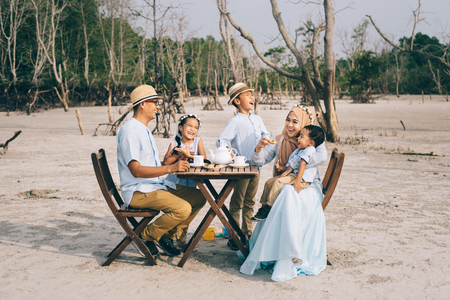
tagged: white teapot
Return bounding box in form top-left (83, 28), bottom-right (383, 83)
top-left (209, 146), bottom-right (237, 165)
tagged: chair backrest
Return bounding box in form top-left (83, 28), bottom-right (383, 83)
top-left (321, 148), bottom-right (345, 211)
top-left (91, 149), bottom-right (124, 213)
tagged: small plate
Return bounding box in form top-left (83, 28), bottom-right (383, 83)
top-left (190, 163), bottom-right (204, 168)
top-left (203, 164), bottom-right (226, 170)
top-left (229, 163), bottom-right (249, 168)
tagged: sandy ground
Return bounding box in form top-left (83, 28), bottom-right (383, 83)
top-left (1, 95), bottom-right (449, 299)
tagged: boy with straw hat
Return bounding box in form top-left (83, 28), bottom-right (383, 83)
top-left (116, 84), bottom-right (206, 257)
top-left (216, 82), bottom-right (270, 250)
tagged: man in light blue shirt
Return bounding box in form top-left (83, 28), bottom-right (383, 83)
top-left (117, 85), bottom-right (206, 257)
top-left (216, 83), bottom-right (270, 250)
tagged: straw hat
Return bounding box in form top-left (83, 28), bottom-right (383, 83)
top-left (228, 83), bottom-right (254, 105)
top-left (129, 85), bottom-right (163, 110)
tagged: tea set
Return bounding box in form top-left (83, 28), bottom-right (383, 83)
top-left (190, 146), bottom-right (248, 169)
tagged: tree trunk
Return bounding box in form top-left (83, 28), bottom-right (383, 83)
top-left (322, 0), bottom-right (338, 142)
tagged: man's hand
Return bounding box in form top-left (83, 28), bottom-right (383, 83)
top-left (281, 166), bottom-right (293, 177)
top-left (170, 159), bottom-right (190, 172)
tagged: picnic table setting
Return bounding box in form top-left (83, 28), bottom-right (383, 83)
top-left (174, 146), bottom-right (259, 267)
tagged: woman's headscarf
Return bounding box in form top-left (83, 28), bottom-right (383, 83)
top-left (277, 106), bottom-right (316, 167)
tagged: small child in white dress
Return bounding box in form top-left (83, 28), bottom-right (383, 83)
top-left (252, 125), bottom-right (325, 221)
top-left (163, 114), bottom-right (206, 248)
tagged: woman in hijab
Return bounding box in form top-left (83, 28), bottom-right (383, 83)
top-left (241, 105), bottom-right (328, 282)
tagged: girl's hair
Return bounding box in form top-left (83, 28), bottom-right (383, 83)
top-left (172, 115), bottom-right (201, 154)
top-left (303, 125), bottom-right (325, 147)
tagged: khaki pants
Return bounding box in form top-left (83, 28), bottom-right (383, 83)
top-left (229, 171), bottom-right (260, 236)
top-left (260, 173), bottom-right (310, 207)
top-left (129, 184), bottom-right (206, 242)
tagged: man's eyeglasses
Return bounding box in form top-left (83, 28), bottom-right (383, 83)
top-left (145, 99), bottom-right (163, 106)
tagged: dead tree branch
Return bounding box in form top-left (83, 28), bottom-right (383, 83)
top-left (0, 130), bottom-right (22, 155)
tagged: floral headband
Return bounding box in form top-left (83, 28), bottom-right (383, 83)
top-left (178, 114), bottom-right (201, 127)
top-left (295, 105), bottom-right (315, 125)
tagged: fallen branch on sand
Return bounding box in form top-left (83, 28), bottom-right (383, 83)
top-left (385, 150), bottom-right (442, 156)
top-left (94, 110), bottom-right (131, 136)
top-left (0, 130), bottom-right (22, 156)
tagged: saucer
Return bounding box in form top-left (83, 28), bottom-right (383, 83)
top-left (203, 164), bottom-right (226, 170)
top-left (229, 163), bottom-right (249, 168)
top-left (190, 163), bottom-right (204, 168)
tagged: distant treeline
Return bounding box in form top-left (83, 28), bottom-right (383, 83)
top-left (1, 0), bottom-right (449, 112)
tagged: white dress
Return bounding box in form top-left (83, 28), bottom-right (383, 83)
top-left (239, 181), bottom-right (327, 282)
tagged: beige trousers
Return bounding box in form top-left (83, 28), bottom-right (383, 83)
top-left (260, 173), bottom-right (310, 207)
top-left (229, 171), bottom-right (260, 236)
top-left (130, 184), bottom-right (206, 242)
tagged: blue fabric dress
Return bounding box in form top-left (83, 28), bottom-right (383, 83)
top-left (239, 180), bottom-right (327, 282)
top-left (165, 137), bottom-right (199, 188)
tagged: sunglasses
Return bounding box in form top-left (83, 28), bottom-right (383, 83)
top-left (145, 99), bottom-right (163, 106)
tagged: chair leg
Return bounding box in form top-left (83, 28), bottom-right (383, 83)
top-left (102, 217), bottom-right (157, 266)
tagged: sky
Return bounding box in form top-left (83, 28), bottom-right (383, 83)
top-left (177, 0), bottom-right (450, 58)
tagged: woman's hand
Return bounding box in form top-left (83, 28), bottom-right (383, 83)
top-left (290, 177), bottom-right (303, 193)
top-left (274, 159), bottom-right (287, 173)
top-left (281, 166), bottom-right (293, 177)
top-left (255, 137), bottom-right (275, 153)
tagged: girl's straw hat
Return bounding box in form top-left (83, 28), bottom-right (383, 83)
top-left (228, 83), bottom-right (254, 105)
top-left (130, 85), bottom-right (163, 110)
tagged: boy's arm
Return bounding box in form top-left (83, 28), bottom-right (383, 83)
top-left (281, 166), bottom-right (294, 177)
top-left (290, 160), bottom-right (307, 193)
top-left (216, 119), bottom-right (237, 148)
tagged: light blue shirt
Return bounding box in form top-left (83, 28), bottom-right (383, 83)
top-left (216, 112), bottom-right (270, 162)
top-left (251, 138), bottom-right (327, 180)
top-left (117, 117), bottom-right (176, 206)
top-left (286, 146), bottom-right (316, 182)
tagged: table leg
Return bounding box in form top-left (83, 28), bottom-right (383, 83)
top-left (177, 179), bottom-right (249, 267)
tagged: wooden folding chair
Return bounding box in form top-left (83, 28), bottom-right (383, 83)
top-left (321, 147), bottom-right (345, 266)
top-left (321, 147), bottom-right (345, 211)
top-left (91, 149), bottom-right (160, 266)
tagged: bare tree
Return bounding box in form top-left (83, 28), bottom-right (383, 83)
top-left (32, 0), bottom-right (70, 112)
top-left (217, 0), bottom-right (241, 83)
top-left (131, 0), bottom-right (177, 89)
top-left (367, 0), bottom-right (450, 72)
top-left (0, 0), bottom-right (27, 93)
top-left (221, 0), bottom-right (338, 142)
top-left (337, 19), bottom-right (369, 71)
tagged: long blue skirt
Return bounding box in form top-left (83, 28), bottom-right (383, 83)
top-left (240, 180), bottom-right (327, 282)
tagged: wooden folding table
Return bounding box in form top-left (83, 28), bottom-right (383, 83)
top-left (174, 165), bottom-right (259, 267)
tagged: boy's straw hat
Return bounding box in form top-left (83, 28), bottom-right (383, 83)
top-left (228, 83), bottom-right (254, 105)
top-left (129, 85), bottom-right (163, 110)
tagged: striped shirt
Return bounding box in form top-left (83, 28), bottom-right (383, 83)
top-left (216, 113), bottom-right (270, 163)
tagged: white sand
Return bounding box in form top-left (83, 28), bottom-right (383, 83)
top-left (1, 95), bottom-right (449, 299)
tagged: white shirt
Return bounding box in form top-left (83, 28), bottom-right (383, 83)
top-left (216, 112), bottom-right (270, 162)
top-left (117, 118), bottom-right (176, 206)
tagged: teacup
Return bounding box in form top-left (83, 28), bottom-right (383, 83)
top-left (193, 155), bottom-right (204, 166)
top-left (233, 156), bottom-right (246, 166)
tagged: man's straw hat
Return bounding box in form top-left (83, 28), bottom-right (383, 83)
top-left (228, 83), bottom-right (254, 105)
top-left (130, 85), bottom-right (163, 110)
